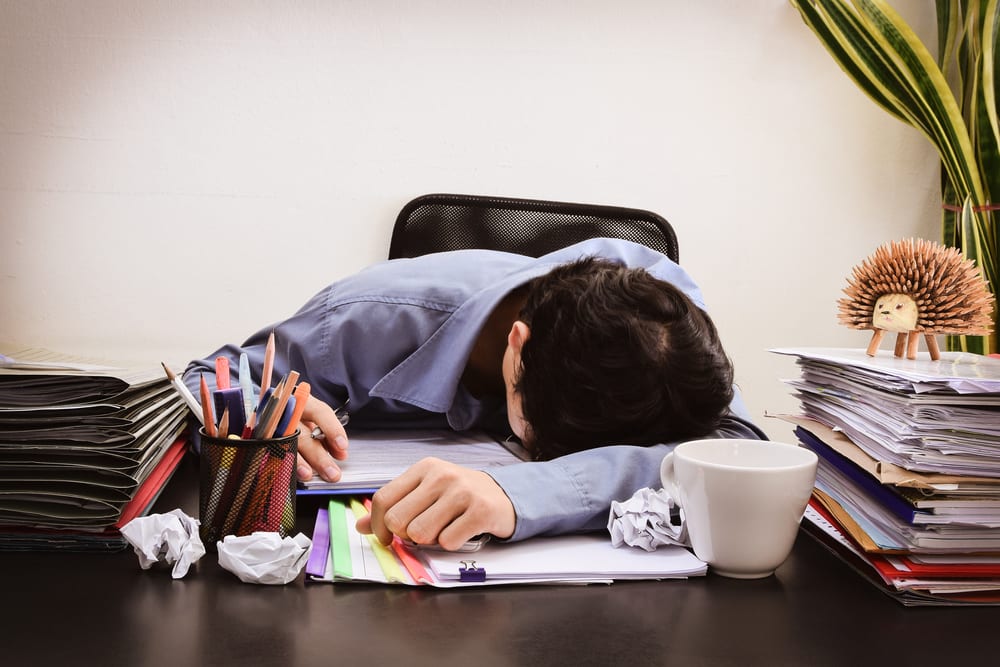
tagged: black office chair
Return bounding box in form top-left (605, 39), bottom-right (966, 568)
top-left (388, 193), bottom-right (679, 263)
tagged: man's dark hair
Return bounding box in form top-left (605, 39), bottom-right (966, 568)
top-left (515, 257), bottom-right (734, 460)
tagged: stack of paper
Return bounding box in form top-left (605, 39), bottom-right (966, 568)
top-left (0, 347), bottom-right (189, 551)
top-left (773, 347), bottom-right (1000, 606)
top-left (305, 498), bottom-right (707, 587)
top-left (298, 429), bottom-right (528, 495)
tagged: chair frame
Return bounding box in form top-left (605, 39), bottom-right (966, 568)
top-left (388, 193), bottom-right (678, 263)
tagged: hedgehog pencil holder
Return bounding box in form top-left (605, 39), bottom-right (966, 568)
top-left (837, 238), bottom-right (994, 360)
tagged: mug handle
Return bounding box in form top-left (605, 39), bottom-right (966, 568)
top-left (659, 451), bottom-right (683, 508)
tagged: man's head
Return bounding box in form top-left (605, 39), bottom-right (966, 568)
top-left (503, 257), bottom-right (734, 460)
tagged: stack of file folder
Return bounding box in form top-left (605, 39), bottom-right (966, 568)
top-left (0, 347), bottom-right (190, 551)
top-left (774, 347), bottom-right (1000, 606)
top-left (305, 497), bottom-right (707, 586)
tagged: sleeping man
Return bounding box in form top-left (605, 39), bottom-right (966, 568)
top-left (184, 237), bottom-right (764, 550)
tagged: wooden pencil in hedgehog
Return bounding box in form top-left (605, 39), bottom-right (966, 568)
top-left (837, 238), bottom-right (994, 360)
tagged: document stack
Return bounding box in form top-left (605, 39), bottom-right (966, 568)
top-left (0, 347), bottom-right (190, 551)
top-left (773, 347), bottom-right (1000, 606)
top-left (306, 496), bottom-right (707, 587)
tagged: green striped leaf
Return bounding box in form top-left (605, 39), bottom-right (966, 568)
top-left (859, 0), bottom-right (985, 201)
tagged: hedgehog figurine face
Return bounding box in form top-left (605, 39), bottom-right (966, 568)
top-left (872, 294), bottom-right (918, 333)
top-left (838, 238), bottom-right (994, 360)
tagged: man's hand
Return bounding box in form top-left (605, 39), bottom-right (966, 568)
top-left (355, 457), bottom-right (516, 551)
top-left (294, 395), bottom-right (349, 482)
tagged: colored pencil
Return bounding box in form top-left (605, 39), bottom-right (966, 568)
top-left (160, 362), bottom-right (205, 425)
top-left (200, 372), bottom-right (217, 437)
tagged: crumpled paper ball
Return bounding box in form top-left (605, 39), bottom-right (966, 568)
top-left (217, 532), bottom-right (312, 585)
top-left (608, 487), bottom-right (688, 552)
top-left (120, 508), bottom-right (207, 578)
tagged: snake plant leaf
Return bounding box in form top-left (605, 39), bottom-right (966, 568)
top-left (935, 0), bottom-right (961, 87)
top-left (792, 0), bottom-right (982, 202)
top-left (793, 0), bottom-right (909, 122)
top-left (961, 199), bottom-right (997, 292)
top-left (977, 0), bottom-right (1000, 217)
top-left (860, 0), bottom-right (985, 201)
top-left (982, 0), bottom-right (999, 142)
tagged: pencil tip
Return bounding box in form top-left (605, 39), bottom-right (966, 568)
top-left (161, 361), bottom-right (175, 380)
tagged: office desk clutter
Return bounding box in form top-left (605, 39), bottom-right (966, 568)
top-left (217, 531), bottom-right (312, 585)
top-left (182, 343), bottom-right (308, 545)
top-left (155, 343), bottom-right (313, 584)
top-left (199, 426), bottom-right (299, 545)
top-left (120, 508), bottom-right (206, 578)
top-left (306, 497), bottom-right (707, 587)
top-left (658, 438), bottom-right (817, 579)
top-left (297, 428), bottom-right (528, 495)
top-left (607, 486), bottom-right (687, 552)
top-left (774, 347), bottom-right (1000, 606)
top-left (0, 347), bottom-right (188, 551)
top-left (836, 238), bottom-right (994, 361)
top-left (121, 508), bottom-right (312, 584)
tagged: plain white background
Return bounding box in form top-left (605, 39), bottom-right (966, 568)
top-left (0, 1), bottom-right (941, 441)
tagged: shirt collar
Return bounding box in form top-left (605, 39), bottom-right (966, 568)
top-left (366, 238), bottom-right (687, 428)
top-left (369, 264), bottom-right (553, 426)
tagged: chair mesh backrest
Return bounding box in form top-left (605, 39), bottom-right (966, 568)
top-left (388, 194), bottom-right (679, 263)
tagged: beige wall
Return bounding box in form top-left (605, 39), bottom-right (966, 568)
top-left (0, 1), bottom-right (941, 440)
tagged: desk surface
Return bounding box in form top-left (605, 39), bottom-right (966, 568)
top-left (6, 453), bottom-right (998, 666)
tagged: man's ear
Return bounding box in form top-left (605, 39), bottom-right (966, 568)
top-left (507, 321), bottom-right (530, 353)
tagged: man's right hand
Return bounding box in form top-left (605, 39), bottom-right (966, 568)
top-left (294, 396), bottom-right (349, 482)
top-left (355, 457), bottom-right (516, 551)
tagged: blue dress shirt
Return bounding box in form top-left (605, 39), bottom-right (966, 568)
top-left (184, 238), bottom-right (764, 540)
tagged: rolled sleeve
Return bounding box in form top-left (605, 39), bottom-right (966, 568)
top-left (488, 413), bottom-right (766, 541)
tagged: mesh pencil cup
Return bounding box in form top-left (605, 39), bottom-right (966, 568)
top-left (198, 427), bottom-right (298, 547)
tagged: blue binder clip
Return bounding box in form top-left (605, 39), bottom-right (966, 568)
top-left (459, 560), bottom-right (486, 582)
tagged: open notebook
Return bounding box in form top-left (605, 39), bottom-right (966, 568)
top-left (305, 498), bottom-right (707, 587)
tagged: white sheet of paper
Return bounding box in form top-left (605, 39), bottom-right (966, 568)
top-left (300, 429), bottom-right (527, 491)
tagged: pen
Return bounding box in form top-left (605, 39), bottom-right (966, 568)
top-left (273, 394), bottom-right (297, 438)
top-left (203, 446), bottom-right (235, 529)
top-left (161, 362), bottom-right (205, 426)
top-left (225, 446), bottom-right (266, 536)
top-left (252, 385), bottom-right (280, 439)
top-left (282, 381), bottom-right (311, 437)
top-left (239, 352), bottom-right (254, 426)
top-left (308, 398), bottom-right (350, 440)
top-left (258, 371), bottom-right (299, 439)
top-left (264, 434), bottom-right (298, 530)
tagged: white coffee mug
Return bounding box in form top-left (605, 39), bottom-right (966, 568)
top-left (659, 438), bottom-right (818, 579)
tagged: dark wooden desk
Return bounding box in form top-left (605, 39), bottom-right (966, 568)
top-left (5, 453), bottom-right (997, 666)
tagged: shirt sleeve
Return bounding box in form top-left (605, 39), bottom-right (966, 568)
top-left (181, 273), bottom-right (463, 448)
top-left (180, 283), bottom-right (412, 447)
top-left (180, 289), bottom-right (338, 451)
top-left (487, 410), bottom-right (767, 541)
